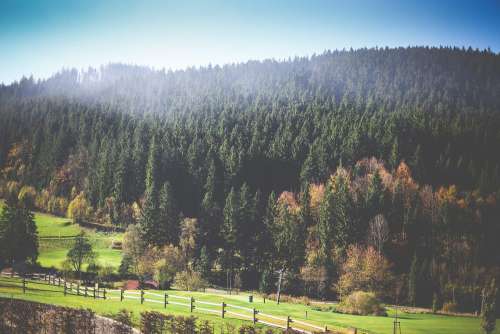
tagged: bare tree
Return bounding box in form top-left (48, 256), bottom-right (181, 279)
top-left (367, 214), bottom-right (389, 254)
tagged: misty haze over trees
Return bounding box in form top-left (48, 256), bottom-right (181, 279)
top-left (1, 47), bottom-right (499, 314)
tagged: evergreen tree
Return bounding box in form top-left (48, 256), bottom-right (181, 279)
top-left (318, 181), bottom-right (335, 260)
top-left (481, 278), bottom-right (497, 334)
top-left (200, 179), bottom-right (222, 254)
top-left (239, 183), bottom-right (254, 265)
top-left (158, 181), bottom-right (179, 245)
top-left (408, 253), bottom-right (418, 306)
top-left (0, 198), bottom-right (38, 267)
top-left (222, 187), bottom-right (240, 287)
top-left (390, 138), bottom-right (399, 170)
top-left (140, 135), bottom-right (162, 245)
top-left (331, 171), bottom-right (353, 254)
top-left (114, 139), bottom-right (134, 205)
top-left (97, 140), bottom-right (113, 207)
top-left (271, 199), bottom-right (305, 303)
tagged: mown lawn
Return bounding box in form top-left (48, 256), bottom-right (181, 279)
top-left (0, 277), bottom-right (497, 334)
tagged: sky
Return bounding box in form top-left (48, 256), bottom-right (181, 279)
top-left (1, 0), bottom-right (499, 84)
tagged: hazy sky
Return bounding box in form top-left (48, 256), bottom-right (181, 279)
top-left (1, 0), bottom-right (499, 84)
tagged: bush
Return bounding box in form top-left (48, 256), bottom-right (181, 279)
top-left (173, 270), bottom-right (207, 291)
top-left (264, 293), bottom-right (311, 306)
top-left (441, 302), bottom-right (459, 313)
top-left (336, 291), bottom-right (387, 316)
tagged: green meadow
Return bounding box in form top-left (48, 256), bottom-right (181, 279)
top-left (0, 277), bottom-right (497, 334)
top-left (0, 200), bottom-right (123, 270)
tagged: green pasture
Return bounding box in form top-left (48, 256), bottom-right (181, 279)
top-left (0, 277), bottom-right (497, 334)
top-left (0, 200), bottom-right (123, 270)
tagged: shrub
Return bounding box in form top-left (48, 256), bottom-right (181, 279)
top-left (441, 302), bottom-right (459, 313)
top-left (174, 270), bottom-right (207, 291)
top-left (264, 293), bottom-right (311, 306)
top-left (336, 291), bottom-right (387, 316)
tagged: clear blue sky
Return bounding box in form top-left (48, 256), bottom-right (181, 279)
top-left (1, 0), bottom-right (499, 84)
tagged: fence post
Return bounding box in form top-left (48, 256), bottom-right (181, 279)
top-left (221, 302), bottom-right (226, 318)
top-left (22, 278), bottom-right (26, 293)
top-left (286, 316), bottom-right (291, 330)
top-left (93, 286), bottom-right (96, 299)
top-left (190, 297), bottom-right (194, 312)
top-left (121, 289), bottom-right (124, 302)
top-left (58, 277), bottom-right (61, 286)
top-left (103, 288), bottom-right (107, 300)
top-left (64, 281), bottom-right (67, 296)
top-left (252, 308), bottom-right (256, 324)
top-left (164, 293), bottom-right (168, 308)
top-left (140, 290), bottom-right (144, 304)
top-left (85, 286), bottom-right (88, 297)
top-left (77, 284), bottom-right (80, 296)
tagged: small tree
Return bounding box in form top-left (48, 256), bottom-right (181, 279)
top-left (179, 218), bottom-right (198, 269)
top-left (67, 192), bottom-right (92, 224)
top-left (481, 278), bottom-right (497, 334)
top-left (66, 233), bottom-right (96, 278)
top-left (336, 245), bottom-right (393, 299)
top-left (367, 214), bottom-right (389, 254)
top-left (271, 193), bottom-right (305, 303)
top-left (154, 244), bottom-right (184, 289)
top-left (122, 224), bottom-right (146, 275)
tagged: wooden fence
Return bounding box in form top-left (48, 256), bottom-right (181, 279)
top-left (0, 272), bottom-right (338, 334)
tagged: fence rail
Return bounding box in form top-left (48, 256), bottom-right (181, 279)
top-left (0, 272), bottom-right (342, 334)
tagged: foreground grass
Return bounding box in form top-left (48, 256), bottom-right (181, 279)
top-left (0, 277), bottom-right (497, 334)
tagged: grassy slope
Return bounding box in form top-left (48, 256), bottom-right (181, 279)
top-left (0, 277), bottom-right (497, 334)
top-left (0, 200), bottom-right (123, 269)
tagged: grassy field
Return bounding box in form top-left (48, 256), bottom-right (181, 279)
top-left (0, 277), bottom-right (497, 334)
top-left (0, 200), bottom-right (123, 270)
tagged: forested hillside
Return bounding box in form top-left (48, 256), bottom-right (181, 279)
top-left (1, 47), bottom-right (499, 312)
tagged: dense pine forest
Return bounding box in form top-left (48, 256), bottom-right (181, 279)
top-left (1, 47), bottom-right (499, 313)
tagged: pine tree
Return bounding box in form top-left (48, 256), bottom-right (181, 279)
top-left (141, 135), bottom-right (162, 246)
top-left (331, 170), bottom-right (353, 254)
top-left (481, 278), bottom-right (497, 334)
top-left (239, 183), bottom-right (254, 265)
top-left (390, 138), bottom-right (399, 170)
top-left (222, 187), bottom-right (239, 258)
top-left (222, 187), bottom-right (240, 292)
top-left (272, 198), bottom-right (305, 303)
top-left (114, 139), bottom-right (134, 205)
top-left (408, 253), bottom-right (418, 306)
top-left (97, 141), bottom-right (113, 207)
top-left (200, 185), bottom-right (222, 252)
top-left (318, 181), bottom-right (335, 260)
top-left (158, 181), bottom-right (179, 245)
top-left (133, 123), bottom-right (149, 199)
top-left (0, 198), bottom-right (38, 267)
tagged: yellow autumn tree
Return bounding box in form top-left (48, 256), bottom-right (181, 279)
top-left (67, 192), bottom-right (92, 224)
